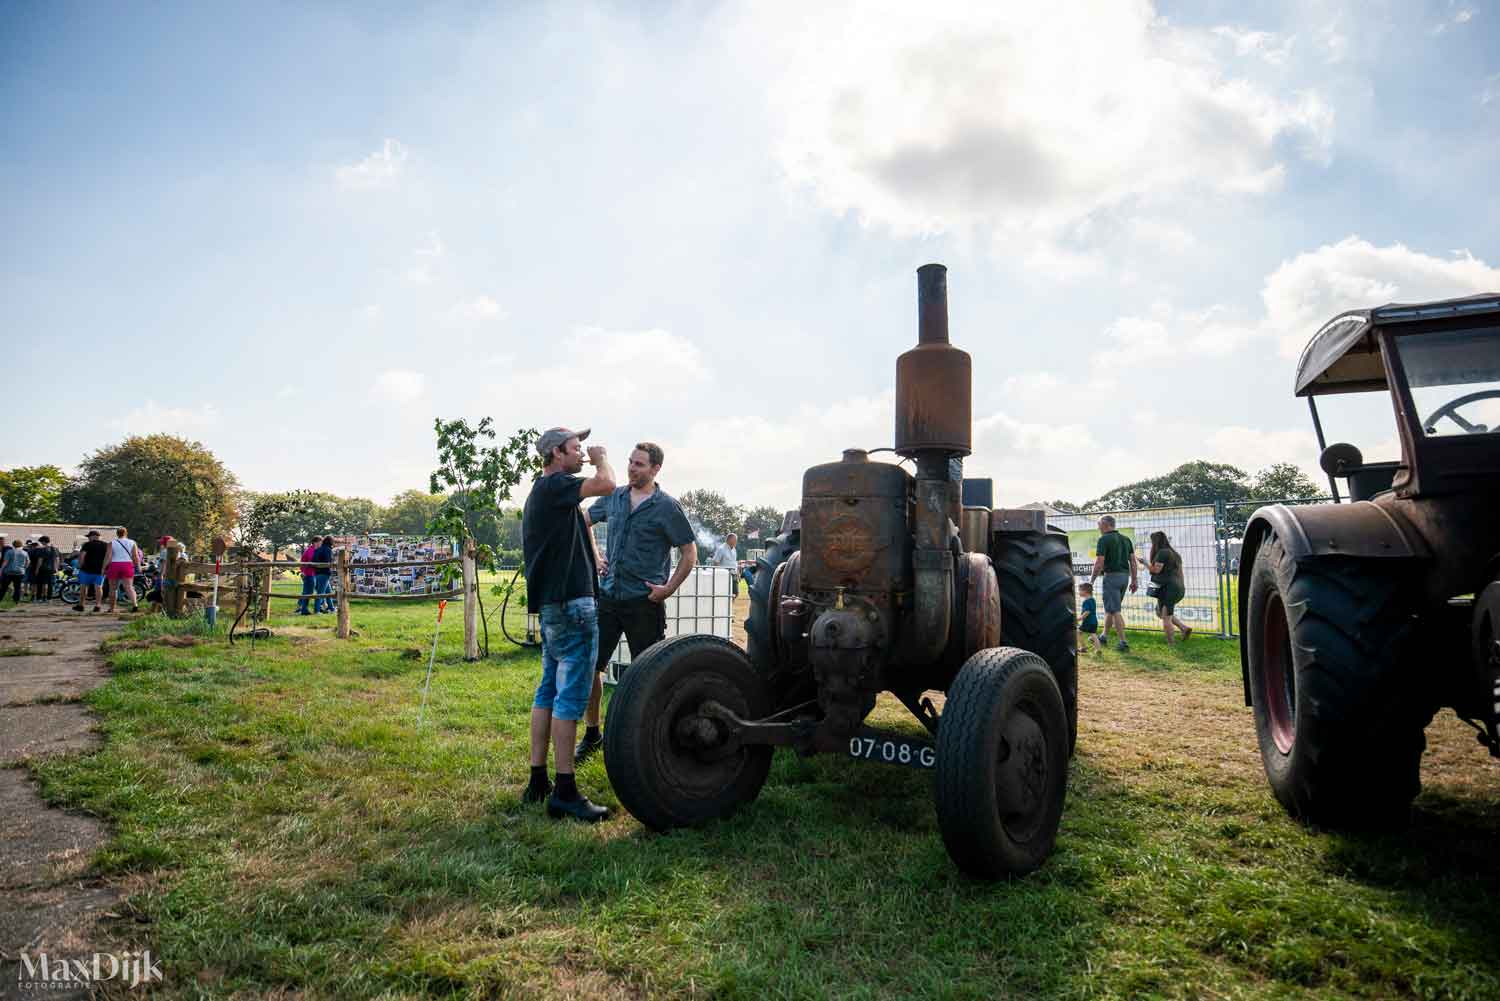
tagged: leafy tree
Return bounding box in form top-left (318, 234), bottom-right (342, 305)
top-left (1083, 461), bottom-right (1252, 512)
top-left (384, 489), bottom-right (446, 535)
top-left (741, 504), bottom-right (786, 542)
top-left (495, 507), bottom-right (524, 550)
top-left (0, 465), bottom-right (67, 522)
top-left (1045, 499), bottom-right (1082, 514)
top-left (428, 418), bottom-right (540, 570)
top-left (679, 489), bottom-right (742, 542)
top-left (231, 491), bottom-right (311, 558)
top-left (1250, 462), bottom-right (1322, 502)
top-left (246, 490), bottom-right (376, 547)
top-left (333, 495), bottom-right (382, 534)
top-left (61, 435), bottom-right (238, 550)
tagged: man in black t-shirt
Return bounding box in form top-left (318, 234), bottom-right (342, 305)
top-left (75, 530), bottom-right (110, 612)
top-left (521, 425), bottom-right (617, 822)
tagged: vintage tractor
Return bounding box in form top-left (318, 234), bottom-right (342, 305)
top-left (604, 264), bottom-right (1078, 878)
top-left (1240, 293), bottom-right (1500, 827)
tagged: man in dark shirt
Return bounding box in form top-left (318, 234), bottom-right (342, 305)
top-left (30, 535), bottom-right (58, 601)
top-left (1089, 515), bottom-right (1138, 652)
top-left (313, 536), bottom-right (335, 613)
top-left (522, 426), bottom-right (616, 821)
top-left (74, 530), bottom-right (110, 612)
top-left (573, 441), bottom-right (697, 762)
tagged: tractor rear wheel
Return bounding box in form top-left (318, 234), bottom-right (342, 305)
top-left (745, 530), bottom-right (808, 708)
top-left (934, 647), bottom-right (1069, 878)
top-left (603, 634), bottom-right (774, 831)
top-left (1245, 531), bottom-right (1426, 827)
top-left (990, 529), bottom-right (1078, 754)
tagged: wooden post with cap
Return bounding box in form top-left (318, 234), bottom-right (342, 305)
top-left (336, 547), bottom-right (351, 639)
top-left (462, 538), bottom-right (480, 661)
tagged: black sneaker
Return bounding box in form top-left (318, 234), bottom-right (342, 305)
top-left (546, 794), bottom-right (609, 823)
top-left (574, 730), bottom-right (604, 763)
top-left (71, 604), bottom-right (84, 612)
top-left (522, 780), bottom-right (553, 804)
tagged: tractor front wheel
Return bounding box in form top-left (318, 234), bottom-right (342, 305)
top-left (934, 647), bottom-right (1069, 878)
top-left (1245, 531), bottom-right (1426, 827)
top-left (604, 634), bottom-right (775, 831)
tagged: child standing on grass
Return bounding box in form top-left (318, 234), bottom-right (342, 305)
top-left (1077, 581), bottom-right (1103, 653)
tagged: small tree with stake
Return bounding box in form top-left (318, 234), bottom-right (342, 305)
top-left (428, 418), bottom-right (540, 655)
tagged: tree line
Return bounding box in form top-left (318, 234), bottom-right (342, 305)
top-left (2, 435), bottom-right (1323, 559)
top-left (0, 435), bottom-right (525, 557)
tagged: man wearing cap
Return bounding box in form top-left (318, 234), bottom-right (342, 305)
top-left (522, 426), bottom-right (616, 822)
top-left (573, 441), bottom-right (697, 762)
top-left (74, 530), bottom-right (110, 612)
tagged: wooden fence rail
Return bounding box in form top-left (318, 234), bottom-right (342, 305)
top-left (166, 544), bottom-right (481, 651)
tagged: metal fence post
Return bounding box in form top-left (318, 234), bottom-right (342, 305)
top-left (1215, 498), bottom-right (1230, 638)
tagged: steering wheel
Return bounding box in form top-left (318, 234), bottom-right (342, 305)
top-left (1422, 389), bottom-right (1500, 435)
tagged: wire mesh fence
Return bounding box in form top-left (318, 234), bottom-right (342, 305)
top-left (1050, 495), bottom-right (1335, 637)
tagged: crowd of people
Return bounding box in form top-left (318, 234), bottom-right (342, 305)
top-left (0, 527), bottom-right (186, 613)
top-left (1078, 514), bottom-right (1192, 653)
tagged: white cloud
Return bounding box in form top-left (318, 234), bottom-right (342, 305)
top-left (1261, 237), bottom-right (1500, 355)
top-left (405, 266), bottom-right (432, 286)
top-left (361, 304), bottom-right (381, 320)
top-left (448, 295), bottom-right (505, 321)
top-left (1212, 25), bottom-right (1295, 66)
top-left (373, 370), bottom-right (426, 402)
top-left (111, 401), bottom-right (222, 436)
top-left (741, 1), bottom-right (1335, 256)
top-left (414, 232), bottom-right (445, 257)
top-left (1433, 6), bottom-right (1476, 34)
top-left (334, 139), bottom-right (407, 190)
top-left (1482, 74), bottom-right (1500, 106)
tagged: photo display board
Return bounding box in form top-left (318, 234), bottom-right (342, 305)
top-left (345, 535), bottom-right (457, 595)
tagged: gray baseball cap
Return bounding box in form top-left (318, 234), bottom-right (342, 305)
top-left (536, 426), bottom-right (591, 458)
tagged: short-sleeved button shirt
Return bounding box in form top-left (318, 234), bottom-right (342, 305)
top-left (1096, 530), bottom-right (1134, 573)
top-left (523, 472), bottom-right (599, 612)
top-left (587, 484), bottom-right (694, 600)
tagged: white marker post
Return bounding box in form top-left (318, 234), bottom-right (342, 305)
top-left (418, 599), bottom-right (449, 727)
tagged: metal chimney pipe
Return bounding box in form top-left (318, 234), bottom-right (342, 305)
top-left (917, 263), bottom-right (949, 344)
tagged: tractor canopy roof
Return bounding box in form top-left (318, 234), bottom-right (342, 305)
top-left (1294, 292), bottom-right (1500, 397)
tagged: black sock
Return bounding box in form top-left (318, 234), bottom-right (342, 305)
top-left (555, 772), bottom-right (579, 801)
top-left (585, 725), bottom-right (601, 740)
top-left (528, 765), bottom-right (549, 788)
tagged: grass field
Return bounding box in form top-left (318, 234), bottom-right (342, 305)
top-left (23, 592), bottom-right (1500, 999)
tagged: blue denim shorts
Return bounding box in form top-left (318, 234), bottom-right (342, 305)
top-left (78, 571), bottom-right (106, 587)
top-left (533, 597), bottom-right (598, 722)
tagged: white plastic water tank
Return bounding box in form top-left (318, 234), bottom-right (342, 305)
top-left (605, 566), bottom-right (735, 682)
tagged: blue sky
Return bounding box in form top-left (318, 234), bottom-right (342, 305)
top-left (4, 0), bottom-right (1498, 510)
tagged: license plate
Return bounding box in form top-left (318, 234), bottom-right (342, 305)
top-left (847, 728), bottom-right (936, 770)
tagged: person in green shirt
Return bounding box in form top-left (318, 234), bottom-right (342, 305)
top-left (1147, 531), bottom-right (1192, 645)
top-left (1089, 515), bottom-right (1138, 651)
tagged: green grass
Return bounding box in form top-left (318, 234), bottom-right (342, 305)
top-left (26, 598), bottom-right (1499, 999)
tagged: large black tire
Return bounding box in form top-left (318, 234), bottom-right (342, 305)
top-left (58, 580), bottom-right (81, 605)
top-left (990, 530), bottom-right (1078, 755)
top-left (744, 530), bottom-right (807, 708)
top-left (934, 647), bottom-right (1069, 878)
top-left (1245, 531), bottom-right (1426, 827)
top-left (604, 634), bottom-right (775, 831)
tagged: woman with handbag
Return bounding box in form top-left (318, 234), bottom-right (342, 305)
top-left (1146, 531), bottom-right (1192, 645)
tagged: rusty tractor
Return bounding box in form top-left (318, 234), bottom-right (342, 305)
top-left (603, 264), bottom-right (1077, 878)
top-left (1240, 293), bottom-right (1500, 827)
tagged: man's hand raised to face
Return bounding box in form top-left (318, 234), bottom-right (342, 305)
top-left (586, 445), bottom-right (607, 466)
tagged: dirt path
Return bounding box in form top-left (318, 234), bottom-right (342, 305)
top-left (0, 603), bottom-right (125, 997)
